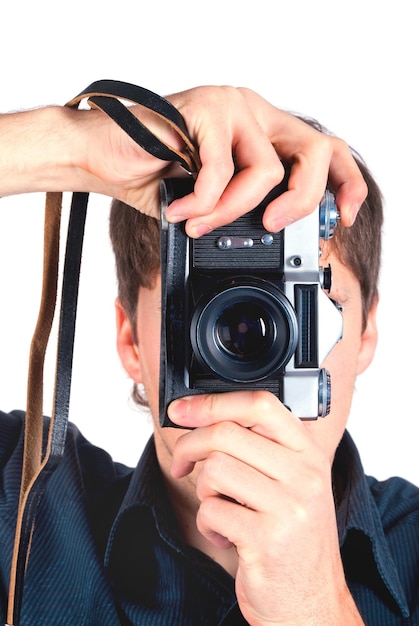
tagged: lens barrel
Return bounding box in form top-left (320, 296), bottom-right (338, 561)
top-left (191, 279), bottom-right (298, 383)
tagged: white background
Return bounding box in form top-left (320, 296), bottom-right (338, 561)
top-left (1, 0), bottom-right (418, 485)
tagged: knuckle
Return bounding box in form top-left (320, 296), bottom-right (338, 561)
top-left (196, 498), bottom-right (214, 530)
top-left (199, 85), bottom-right (240, 110)
top-left (199, 393), bottom-right (219, 418)
top-left (212, 420), bottom-right (240, 442)
top-left (355, 174), bottom-right (369, 204)
top-left (294, 196), bottom-right (316, 219)
top-left (260, 159), bottom-right (285, 187)
top-left (331, 137), bottom-right (369, 199)
top-left (305, 454), bottom-right (330, 499)
top-left (220, 84), bottom-right (241, 98)
top-left (195, 451), bottom-right (227, 501)
top-left (297, 130), bottom-right (332, 161)
top-left (331, 135), bottom-right (351, 158)
top-left (306, 470), bottom-right (326, 500)
top-left (205, 450), bottom-right (226, 477)
top-left (236, 86), bottom-right (256, 99)
top-left (250, 389), bottom-right (279, 415)
top-left (210, 159), bottom-right (235, 184)
top-left (316, 132), bottom-right (334, 157)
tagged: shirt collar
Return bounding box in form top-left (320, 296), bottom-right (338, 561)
top-left (104, 435), bottom-right (184, 564)
top-left (334, 430), bottom-right (410, 617)
top-left (106, 431), bottom-right (410, 618)
top-left (104, 436), bottom-right (237, 622)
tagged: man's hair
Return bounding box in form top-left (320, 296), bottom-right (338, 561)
top-left (109, 206), bottom-right (160, 342)
top-left (109, 120), bottom-right (383, 404)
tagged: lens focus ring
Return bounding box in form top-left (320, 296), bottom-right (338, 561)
top-left (191, 279), bottom-right (298, 383)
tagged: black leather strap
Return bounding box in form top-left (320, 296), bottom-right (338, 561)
top-left (71, 80), bottom-right (189, 133)
top-left (7, 193), bottom-right (88, 626)
top-left (90, 95), bottom-right (189, 165)
top-left (7, 80), bottom-right (200, 625)
top-left (67, 79), bottom-right (201, 176)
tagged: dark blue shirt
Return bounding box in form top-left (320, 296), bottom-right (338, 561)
top-left (1, 409), bottom-right (418, 625)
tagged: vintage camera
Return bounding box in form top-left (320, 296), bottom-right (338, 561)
top-left (159, 176), bottom-right (343, 427)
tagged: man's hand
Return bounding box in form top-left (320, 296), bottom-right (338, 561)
top-left (166, 86), bottom-right (367, 236)
top-left (168, 391), bottom-right (364, 625)
top-left (1, 85), bottom-right (367, 236)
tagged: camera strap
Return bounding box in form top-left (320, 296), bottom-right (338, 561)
top-left (6, 79), bottom-right (200, 626)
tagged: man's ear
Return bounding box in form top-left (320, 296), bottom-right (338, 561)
top-left (356, 296), bottom-right (379, 376)
top-left (115, 298), bottom-right (143, 383)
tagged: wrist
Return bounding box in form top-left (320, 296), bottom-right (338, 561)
top-left (0, 106), bottom-right (88, 196)
top-left (244, 585), bottom-right (364, 626)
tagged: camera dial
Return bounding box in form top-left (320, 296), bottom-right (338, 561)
top-left (319, 190), bottom-right (339, 240)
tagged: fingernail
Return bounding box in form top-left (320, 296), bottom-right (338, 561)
top-left (168, 398), bottom-right (189, 421)
top-left (269, 215), bottom-right (294, 232)
top-left (166, 212), bottom-right (186, 223)
top-left (192, 223), bottom-right (212, 238)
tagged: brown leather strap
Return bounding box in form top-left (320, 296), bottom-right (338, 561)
top-left (21, 192), bottom-right (62, 497)
top-left (7, 80), bottom-right (200, 625)
top-left (7, 191), bottom-right (89, 626)
top-left (6, 192), bottom-right (62, 625)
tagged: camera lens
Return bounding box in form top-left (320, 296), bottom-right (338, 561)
top-left (191, 280), bottom-right (298, 383)
top-left (215, 302), bottom-right (272, 359)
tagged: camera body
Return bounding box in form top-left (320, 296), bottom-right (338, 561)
top-left (159, 177), bottom-right (343, 427)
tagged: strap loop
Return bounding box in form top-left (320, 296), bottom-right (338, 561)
top-left (68, 79), bottom-right (201, 176)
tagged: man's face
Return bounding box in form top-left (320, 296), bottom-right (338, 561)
top-left (116, 246), bottom-right (378, 477)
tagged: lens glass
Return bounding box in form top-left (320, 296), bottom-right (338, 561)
top-left (215, 303), bottom-right (272, 360)
top-left (192, 282), bottom-right (298, 382)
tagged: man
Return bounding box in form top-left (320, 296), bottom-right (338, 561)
top-left (109, 140), bottom-right (419, 624)
top-left (1, 85), bottom-right (416, 624)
